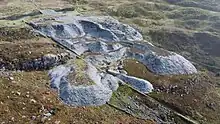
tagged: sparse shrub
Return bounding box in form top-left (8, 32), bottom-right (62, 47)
top-left (112, 5), bottom-right (138, 18)
top-left (0, 27), bottom-right (35, 41)
top-left (65, 0), bottom-right (88, 4)
top-left (216, 72), bottom-right (220, 77)
top-left (111, 3), bottom-right (167, 20)
top-left (168, 8), bottom-right (210, 20)
top-left (133, 19), bottom-right (164, 27)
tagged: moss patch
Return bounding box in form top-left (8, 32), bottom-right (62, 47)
top-left (0, 71), bottom-right (151, 124)
top-left (67, 59), bottom-right (95, 86)
top-left (0, 27), bottom-right (35, 41)
top-left (0, 38), bottom-right (65, 70)
top-left (123, 59), bottom-right (220, 124)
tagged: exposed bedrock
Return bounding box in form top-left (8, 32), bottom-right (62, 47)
top-left (107, 70), bottom-right (154, 93)
top-left (29, 11), bottom-right (197, 75)
top-left (126, 42), bottom-right (198, 75)
top-left (21, 53), bottom-right (70, 70)
top-left (28, 15), bottom-right (143, 55)
top-left (85, 41), bottom-right (197, 75)
top-left (28, 10), bottom-right (197, 106)
top-left (49, 60), bottom-right (119, 106)
top-left (0, 53), bottom-right (70, 71)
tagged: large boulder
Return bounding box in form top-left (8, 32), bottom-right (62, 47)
top-left (49, 60), bottom-right (119, 106)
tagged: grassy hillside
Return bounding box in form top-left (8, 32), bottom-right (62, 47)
top-left (1, 0), bottom-right (220, 123)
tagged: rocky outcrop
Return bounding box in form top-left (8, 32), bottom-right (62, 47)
top-left (28, 12), bottom-right (143, 55)
top-left (29, 11), bottom-right (197, 75)
top-left (49, 60), bottom-right (119, 106)
top-left (107, 69), bottom-right (153, 93)
top-left (0, 53), bottom-right (70, 71)
top-left (125, 41), bottom-right (197, 75)
top-left (27, 10), bottom-right (198, 106)
top-left (21, 53), bottom-right (69, 70)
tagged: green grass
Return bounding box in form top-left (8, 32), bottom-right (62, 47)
top-left (109, 2), bottom-right (168, 20)
top-left (75, 59), bottom-right (95, 85)
top-left (67, 59), bottom-right (95, 86)
top-left (0, 27), bottom-right (35, 41)
top-left (110, 85), bottom-right (134, 105)
top-left (0, 71), bottom-right (151, 123)
top-left (1, 0), bottom-right (220, 123)
top-left (167, 7), bottom-right (211, 20)
top-left (109, 84), bottom-right (149, 118)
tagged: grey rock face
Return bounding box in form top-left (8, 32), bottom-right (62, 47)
top-left (29, 12), bottom-right (197, 75)
top-left (107, 70), bottom-right (154, 93)
top-left (22, 53), bottom-right (69, 70)
top-left (29, 15), bottom-right (143, 55)
top-left (117, 74), bottom-right (154, 93)
top-left (29, 10), bottom-right (198, 106)
top-left (1, 53), bottom-right (69, 71)
top-left (49, 61), bottom-right (119, 106)
top-left (126, 42), bottom-right (198, 75)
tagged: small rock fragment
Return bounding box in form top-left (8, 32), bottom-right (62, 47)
top-left (55, 121), bottom-right (60, 124)
top-left (16, 91), bottom-right (21, 96)
top-left (30, 99), bottom-right (37, 103)
top-left (31, 116), bottom-right (36, 120)
top-left (11, 117), bottom-right (15, 121)
top-left (44, 113), bottom-right (52, 117)
top-left (9, 77), bottom-right (14, 80)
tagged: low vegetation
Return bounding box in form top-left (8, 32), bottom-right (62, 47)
top-left (0, 71), bottom-right (152, 123)
top-left (67, 59), bottom-right (95, 86)
top-left (1, 0), bottom-right (220, 123)
top-left (123, 59), bottom-right (220, 124)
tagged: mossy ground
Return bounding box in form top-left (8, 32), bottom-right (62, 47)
top-left (1, 0), bottom-right (220, 123)
top-left (0, 0), bottom-right (72, 18)
top-left (67, 59), bottom-right (96, 86)
top-left (123, 59), bottom-right (220, 124)
top-left (0, 37), bottom-right (65, 70)
top-left (89, 0), bottom-right (220, 73)
top-left (109, 84), bottom-right (191, 124)
top-left (0, 71), bottom-right (153, 124)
